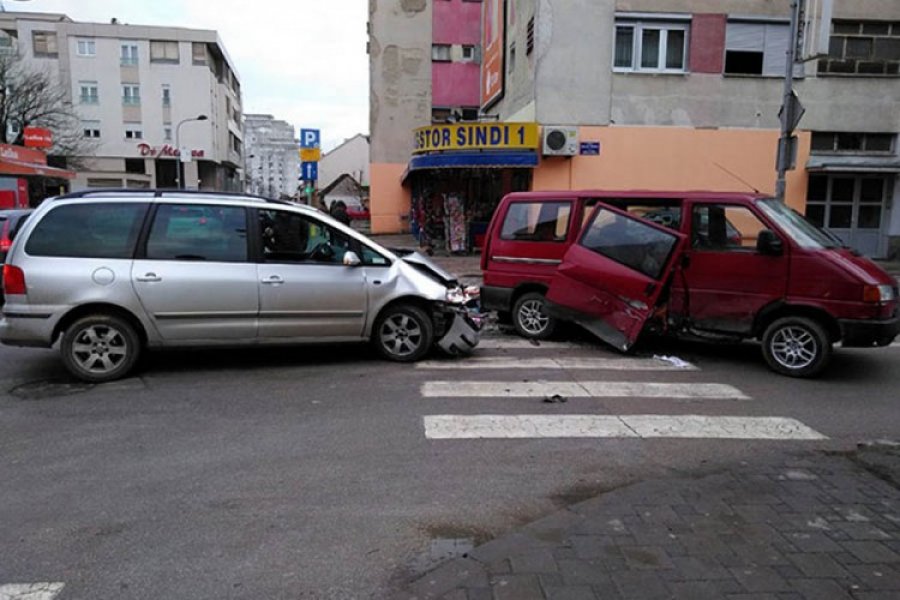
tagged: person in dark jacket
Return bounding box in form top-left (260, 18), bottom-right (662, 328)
top-left (330, 200), bottom-right (351, 226)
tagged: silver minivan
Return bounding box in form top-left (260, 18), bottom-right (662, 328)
top-left (1, 190), bottom-right (479, 382)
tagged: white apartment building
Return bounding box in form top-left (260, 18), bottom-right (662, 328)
top-left (243, 114), bottom-right (299, 199)
top-left (1, 11), bottom-right (244, 191)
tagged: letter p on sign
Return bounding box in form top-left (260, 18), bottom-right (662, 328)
top-left (300, 128), bottom-right (320, 149)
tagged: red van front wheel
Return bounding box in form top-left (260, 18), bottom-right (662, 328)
top-left (761, 316), bottom-right (832, 378)
top-left (513, 292), bottom-right (557, 340)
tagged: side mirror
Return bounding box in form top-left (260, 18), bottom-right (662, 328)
top-left (756, 229), bottom-right (784, 256)
top-left (343, 251), bottom-right (362, 267)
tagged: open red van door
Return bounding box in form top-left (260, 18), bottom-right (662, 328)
top-left (545, 203), bottom-right (687, 351)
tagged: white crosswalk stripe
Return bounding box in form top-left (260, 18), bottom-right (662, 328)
top-left (0, 583), bottom-right (65, 600)
top-left (418, 334), bottom-right (827, 442)
top-left (422, 381), bottom-right (749, 400)
top-left (423, 415), bottom-right (828, 441)
top-left (416, 356), bottom-right (697, 371)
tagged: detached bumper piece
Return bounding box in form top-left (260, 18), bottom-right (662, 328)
top-left (840, 314), bottom-right (900, 348)
top-left (436, 308), bottom-right (481, 356)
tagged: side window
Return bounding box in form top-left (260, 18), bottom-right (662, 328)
top-left (25, 203), bottom-right (147, 258)
top-left (360, 245), bottom-right (390, 267)
top-left (259, 209), bottom-right (351, 264)
top-left (500, 201), bottom-right (572, 242)
top-left (580, 208), bottom-right (679, 280)
top-left (145, 204), bottom-right (247, 262)
top-left (691, 204), bottom-right (767, 251)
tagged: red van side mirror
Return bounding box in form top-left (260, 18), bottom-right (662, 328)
top-left (757, 229), bottom-right (784, 256)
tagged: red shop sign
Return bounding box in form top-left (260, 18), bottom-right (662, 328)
top-left (137, 143), bottom-right (205, 159)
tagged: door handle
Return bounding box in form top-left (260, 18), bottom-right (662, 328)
top-left (261, 275), bottom-right (284, 285)
top-left (136, 273), bottom-right (162, 283)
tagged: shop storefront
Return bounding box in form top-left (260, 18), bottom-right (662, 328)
top-left (404, 122), bottom-right (539, 253)
top-left (0, 144), bottom-right (75, 207)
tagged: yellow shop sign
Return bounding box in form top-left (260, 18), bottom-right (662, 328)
top-left (413, 122), bottom-right (539, 154)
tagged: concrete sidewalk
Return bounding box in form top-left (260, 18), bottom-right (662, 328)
top-left (400, 446), bottom-right (900, 599)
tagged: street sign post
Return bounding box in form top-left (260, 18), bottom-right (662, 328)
top-left (299, 128), bottom-right (321, 205)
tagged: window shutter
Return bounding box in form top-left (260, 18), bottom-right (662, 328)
top-left (726, 23), bottom-right (764, 51)
top-left (762, 24), bottom-right (790, 75)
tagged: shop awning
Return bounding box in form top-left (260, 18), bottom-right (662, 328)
top-left (402, 150), bottom-right (538, 183)
top-left (0, 157), bottom-right (76, 179)
top-left (807, 155), bottom-right (900, 174)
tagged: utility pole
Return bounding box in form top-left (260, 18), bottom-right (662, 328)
top-left (775, 0), bottom-right (805, 202)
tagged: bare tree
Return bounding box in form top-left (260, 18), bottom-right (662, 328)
top-left (0, 51), bottom-right (97, 170)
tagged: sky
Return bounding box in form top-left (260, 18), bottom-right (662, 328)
top-left (13, 0), bottom-right (369, 151)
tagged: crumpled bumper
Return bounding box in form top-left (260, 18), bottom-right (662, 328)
top-left (437, 309), bottom-right (481, 355)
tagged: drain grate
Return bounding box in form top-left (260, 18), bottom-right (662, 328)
top-left (9, 379), bottom-right (95, 400)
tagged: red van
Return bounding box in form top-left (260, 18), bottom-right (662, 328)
top-left (480, 191), bottom-right (899, 377)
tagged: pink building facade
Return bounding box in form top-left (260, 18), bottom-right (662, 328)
top-left (431, 0), bottom-right (482, 118)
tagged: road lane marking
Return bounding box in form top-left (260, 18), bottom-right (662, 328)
top-left (0, 583), bottom-right (65, 600)
top-left (421, 381), bottom-right (749, 400)
top-left (423, 415), bottom-right (826, 440)
top-left (416, 356), bottom-right (697, 371)
top-left (477, 338), bottom-right (591, 350)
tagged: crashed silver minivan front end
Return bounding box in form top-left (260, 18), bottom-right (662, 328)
top-left (364, 249), bottom-right (482, 356)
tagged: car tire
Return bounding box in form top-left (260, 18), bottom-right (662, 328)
top-left (761, 316), bottom-right (831, 378)
top-left (61, 314), bottom-right (141, 383)
top-left (373, 304), bottom-right (434, 362)
top-left (513, 292), bottom-right (556, 340)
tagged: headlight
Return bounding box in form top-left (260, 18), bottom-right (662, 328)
top-left (445, 287), bottom-right (468, 305)
top-left (863, 284), bottom-right (895, 303)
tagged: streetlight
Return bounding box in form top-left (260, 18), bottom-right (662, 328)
top-left (175, 114), bottom-right (208, 189)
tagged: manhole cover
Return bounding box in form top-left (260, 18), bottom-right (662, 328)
top-left (10, 379), bottom-right (95, 400)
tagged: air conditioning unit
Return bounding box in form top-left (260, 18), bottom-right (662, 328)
top-left (542, 126), bottom-right (579, 156)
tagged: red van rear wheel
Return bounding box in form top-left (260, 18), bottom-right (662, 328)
top-left (761, 316), bottom-right (831, 378)
top-left (513, 292), bottom-right (556, 340)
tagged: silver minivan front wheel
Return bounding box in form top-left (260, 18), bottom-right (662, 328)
top-left (373, 304), bottom-right (434, 362)
top-left (761, 316), bottom-right (831, 378)
top-left (61, 315), bottom-right (141, 383)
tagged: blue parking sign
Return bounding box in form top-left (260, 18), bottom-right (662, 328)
top-left (301, 161), bottom-right (318, 181)
top-left (300, 129), bottom-right (320, 149)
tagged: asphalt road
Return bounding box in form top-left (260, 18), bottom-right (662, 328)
top-left (1, 332), bottom-right (898, 599)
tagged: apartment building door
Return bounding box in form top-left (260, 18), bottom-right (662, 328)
top-left (805, 173), bottom-right (893, 258)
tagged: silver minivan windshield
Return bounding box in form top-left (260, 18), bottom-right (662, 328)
top-left (757, 199), bottom-right (839, 250)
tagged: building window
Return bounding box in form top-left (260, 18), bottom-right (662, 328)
top-left (32, 31), bottom-right (58, 57)
top-left (164, 126), bottom-right (172, 141)
top-left (76, 39), bottom-right (96, 57)
top-left (161, 84), bottom-right (171, 107)
top-left (614, 19), bottom-right (689, 72)
top-left (811, 132), bottom-right (895, 154)
top-left (461, 45), bottom-right (477, 62)
top-left (0, 32), bottom-right (15, 55)
top-left (79, 81), bottom-right (99, 104)
top-left (122, 85), bottom-right (141, 106)
top-left (121, 43), bottom-right (138, 66)
top-left (82, 121), bottom-right (101, 138)
top-left (724, 21), bottom-right (790, 76)
top-left (819, 21), bottom-right (900, 76)
top-left (124, 123), bottom-right (143, 139)
top-left (125, 158), bottom-right (146, 174)
top-left (192, 42), bottom-right (207, 65)
top-left (150, 40), bottom-right (179, 63)
top-left (431, 44), bottom-right (451, 62)
top-left (806, 174), bottom-right (892, 233)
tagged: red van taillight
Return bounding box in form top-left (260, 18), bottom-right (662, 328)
top-left (0, 238), bottom-right (10, 252)
top-left (2, 265), bottom-right (26, 295)
top-left (862, 284), bottom-right (895, 304)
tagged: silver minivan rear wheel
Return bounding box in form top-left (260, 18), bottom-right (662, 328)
top-left (61, 315), bottom-right (141, 383)
top-left (373, 304), bottom-right (434, 362)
